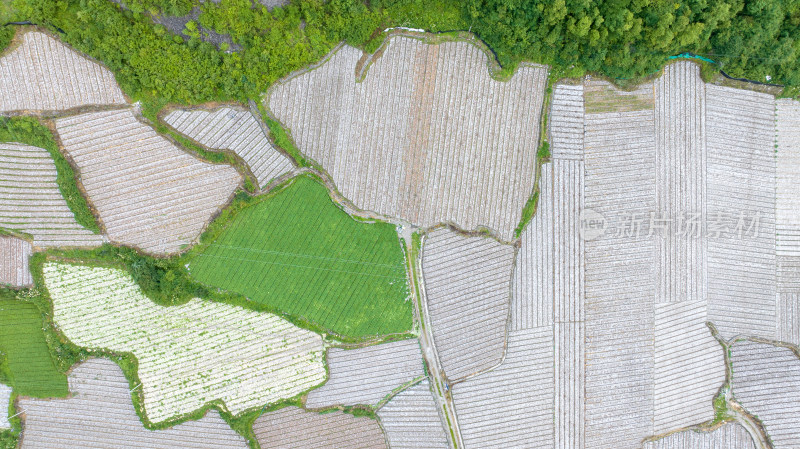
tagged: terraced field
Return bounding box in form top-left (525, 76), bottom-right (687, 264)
top-left (730, 340), bottom-right (800, 448)
top-left (18, 358), bottom-right (249, 448)
top-left (0, 298), bottom-right (68, 398)
top-left (164, 107), bottom-right (294, 189)
top-left (42, 262), bottom-right (326, 423)
top-left (377, 380), bottom-right (449, 449)
top-left (0, 31), bottom-right (127, 112)
top-left (421, 228), bottom-right (514, 381)
top-left (0, 143), bottom-right (104, 248)
top-left (643, 423), bottom-right (756, 449)
top-left (188, 175), bottom-right (411, 338)
top-left (306, 339), bottom-right (424, 409)
top-left (0, 235), bottom-right (32, 287)
top-left (253, 407), bottom-right (387, 449)
top-left (269, 36), bottom-right (548, 241)
top-left (54, 109), bottom-right (241, 254)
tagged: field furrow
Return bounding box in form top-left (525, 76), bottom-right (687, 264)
top-left (421, 228), bottom-right (514, 381)
top-left (42, 263), bottom-right (326, 423)
top-left (18, 358), bottom-right (248, 448)
top-left (164, 107), bottom-right (293, 189)
top-left (376, 380), bottom-right (449, 449)
top-left (268, 37), bottom-right (547, 240)
top-left (0, 31), bottom-right (126, 112)
top-left (54, 109), bottom-right (241, 254)
top-left (305, 339), bottom-right (424, 408)
top-left (253, 406), bottom-right (387, 449)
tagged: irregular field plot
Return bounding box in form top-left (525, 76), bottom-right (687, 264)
top-left (0, 143), bottom-right (103, 248)
top-left (54, 109), bottom-right (241, 254)
top-left (42, 262), bottom-right (326, 423)
top-left (643, 422), bottom-right (756, 449)
top-left (253, 406), bottom-right (386, 449)
top-left (305, 339), bottom-right (424, 408)
top-left (164, 107), bottom-right (293, 189)
top-left (0, 31), bottom-right (126, 112)
top-left (269, 36), bottom-right (548, 240)
top-left (19, 358), bottom-right (248, 449)
top-left (0, 298), bottom-right (68, 397)
top-left (377, 380), bottom-right (449, 449)
top-left (188, 175), bottom-right (411, 338)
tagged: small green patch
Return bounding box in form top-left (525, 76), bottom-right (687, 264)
top-left (711, 390), bottom-right (733, 424)
top-left (260, 106), bottom-right (307, 167)
top-left (0, 295), bottom-right (69, 397)
top-left (0, 117), bottom-right (100, 233)
top-left (342, 405), bottom-right (377, 419)
top-left (514, 191), bottom-right (539, 239)
top-left (0, 26), bottom-right (13, 54)
top-left (188, 175), bottom-right (412, 338)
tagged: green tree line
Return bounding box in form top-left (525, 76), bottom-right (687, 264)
top-left (2, 0), bottom-right (798, 104)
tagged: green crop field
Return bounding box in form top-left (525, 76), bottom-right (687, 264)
top-left (0, 298), bottom-right (68, 397)
top-left (188, 175), bottom-right (412, 338)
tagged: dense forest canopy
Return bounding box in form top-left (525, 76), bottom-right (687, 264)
top-left (1, 0), bottom-right (798, 104)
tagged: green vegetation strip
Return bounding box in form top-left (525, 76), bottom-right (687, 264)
top-left (0, 294), bottom-right (68, 398)
top-left (188, 175), bottom-right (412, 338)
top-left (0, 117), bottom-right (100, 233)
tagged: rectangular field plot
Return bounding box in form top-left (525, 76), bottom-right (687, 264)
top-left (0, 143), bottom-right (104, 248)
top-left (43, 262), bottom-right (326, 423)
top-left (0, 236), bottom-right (32, 287)
top-left (253, 406), bottom-right (387, 449)
top-left (0, 31), bottom-right (126, 112)
top-left (188, 175), bottom-right (412, 338)
top-left (0, 384), bottom-right (10, 429)
top-left (705, 84), bottom-right (776, 339)
top-left (306, 339), bottom-right (424, 409)
top-left (269, 36), bottom-right (548, 240)
top-left (19, 358), bottom-right (249, 449)
top-left (421, 228), bottom-right (514, 381)
top-left (164, 107), bottom-right (293, 189)
top-left (377, 380), bottom-right (449, 449)
top-left (0, 298), bottom-right (68, 398)
top-left (776, 99), bottom-right (800, 257)
top-left (54, 109), bottom-right (241, 254)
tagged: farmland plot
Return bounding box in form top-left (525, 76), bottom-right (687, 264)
top-left (0, 31), bottom-right (126, 112)
top-left (730, 340), bottom-right (800, 448)
top-left (268, 36), bottom-right (548, 241)
top-left (583, 79), bottom-right (654, 113)
top-left (0, 143), bottom-right (104, 248)
top-left (0, 383), bottom-right (10, 429)
top-left (305, 339), bottom-right (424, 409)
top-left (548, 83), bottom-right (585, 161)
top-left (451, 327), bottom-right (554, 448)
top-left (0, 235), bottom-right (32, 287)
top-left (42, 262), bottom-right (326, 423)
top-left (776, 99), bottom-right (800, 345)
top-left (54, 109), bottom-right (241, 254)
top-left (0, 298), bottom-right (68, 398)
top-left (164, 107), bottom-right (293, 189)
top-left (583, 100), bottom-right (657, 448)
top-left (642, 423), bottom-right (756, 449)
top-left (705, 84), bottom-right (776, 339)
top-left (253, 406), bottom-right (386, 449)
top-left (188, 175), bottom-right (411, 338)
top-left (421, 228), bottom-right (514, 381)
top-left (18, 358), bottom-right (249, 449)
top-left (377, 380), bottom-right (449, 449)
